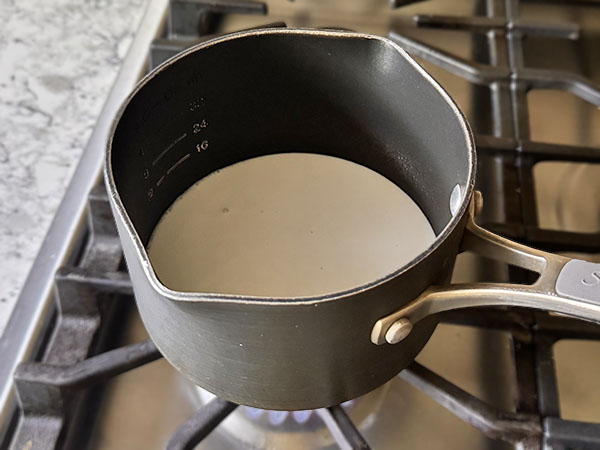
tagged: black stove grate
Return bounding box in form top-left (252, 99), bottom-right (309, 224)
top-left (390, 0), bottom-right (600, 449)
top-left (4, 1), bottom-right (600, 449)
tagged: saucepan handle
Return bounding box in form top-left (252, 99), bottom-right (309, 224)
top-left (371, 193), bottom-right (600, 345)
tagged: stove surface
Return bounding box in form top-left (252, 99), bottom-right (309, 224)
top-left (1, 0), bottom-right (600, 449)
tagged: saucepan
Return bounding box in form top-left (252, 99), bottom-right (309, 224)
top-left (105, 28), bottom-right (600, 411)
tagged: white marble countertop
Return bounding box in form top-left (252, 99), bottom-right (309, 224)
top-left (0, 0), bottom-right (148, 336)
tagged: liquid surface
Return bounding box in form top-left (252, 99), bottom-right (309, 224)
top-left (147, 153), bottom-right (435, 297)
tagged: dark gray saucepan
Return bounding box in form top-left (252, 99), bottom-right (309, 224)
top-left (105, 28), bottom-right (600, 411)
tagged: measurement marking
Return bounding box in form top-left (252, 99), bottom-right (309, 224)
top-left (156, 175), bottom-right (165, 187)
top-left (152, 133), bottom-right (187, 166)
top-left (167, 153), bottom-right (190, 175)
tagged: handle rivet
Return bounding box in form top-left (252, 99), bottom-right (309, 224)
top-left (474, 190), bottom-right (484, 215)
top-left (385, 318), bottom-right (413, 344)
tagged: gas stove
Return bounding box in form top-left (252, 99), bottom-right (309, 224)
top-left (1, 1), bottom-right (600, 449)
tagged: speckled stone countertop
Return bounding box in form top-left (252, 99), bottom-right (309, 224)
top-left (0, 0), bottom-right (147, 336)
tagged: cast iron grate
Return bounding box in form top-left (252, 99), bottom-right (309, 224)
top-left (389, 0), bottom-right (600, 254)
top-left (388, 0), bottom-right (600, 449)
top-left (4, 0), bottom-right (600, 449)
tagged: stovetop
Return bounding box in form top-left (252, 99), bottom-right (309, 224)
top-left (1, 0), bottom-right (600, 449)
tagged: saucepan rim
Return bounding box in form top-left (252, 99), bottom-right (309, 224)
top-left (104, 27), bottom-right (477, 305)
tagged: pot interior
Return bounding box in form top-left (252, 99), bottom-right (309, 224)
top-left (109, 30), bottom-right (473, 259)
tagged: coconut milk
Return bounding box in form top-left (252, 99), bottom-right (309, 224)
top-left (147, 153), bottom-right (435, 297)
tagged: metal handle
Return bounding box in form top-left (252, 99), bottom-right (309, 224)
top-left (371, 197), bottom-right (600, 345)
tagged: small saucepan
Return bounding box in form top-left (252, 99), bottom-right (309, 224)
top-left (105, 28), bottom-right (600, 411)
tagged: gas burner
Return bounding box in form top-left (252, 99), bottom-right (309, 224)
top-left (191, 384), bottom-right (387, 449)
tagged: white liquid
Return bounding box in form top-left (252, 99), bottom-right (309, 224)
top-left (147, 153), bottom-right (435, 297)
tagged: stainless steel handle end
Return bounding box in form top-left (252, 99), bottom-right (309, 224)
top-left (555, 259), bottom-right (600, 304)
